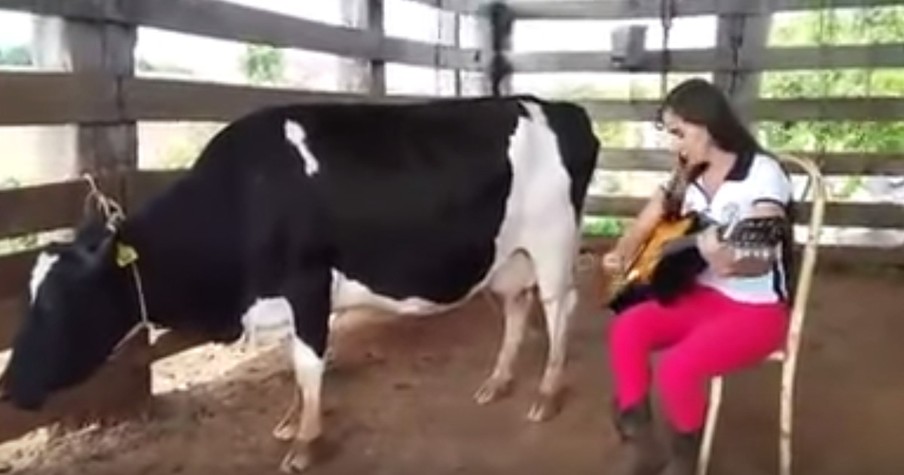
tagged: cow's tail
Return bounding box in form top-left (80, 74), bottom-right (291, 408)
top-left (483, 1), bottom-right (514, 96)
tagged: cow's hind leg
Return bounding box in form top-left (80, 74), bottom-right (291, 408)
top-left (276, 268), bottom-right (332, 473)
top-left (273, 385), bottom-right (301, 440)
top-left (280, 336), bottom-right (326, 473)
top-left (526, 240), bottom-right (579, 422)
top-left (475, 251), bottom-right (536, 405)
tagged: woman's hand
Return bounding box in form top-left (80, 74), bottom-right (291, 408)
top-left (601, 251), bottom-right (626, 274)
top-left (697, 227), bottom-right (734, 276)
top-left (697, 226), bottom-right (774, 277)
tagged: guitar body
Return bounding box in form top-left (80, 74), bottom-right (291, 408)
top-left (624, 216), bottom-right (696, 286)
top-left (607, 213), bottom-right (703, 313)
top-left (606, 212), bottom-right (787, 314)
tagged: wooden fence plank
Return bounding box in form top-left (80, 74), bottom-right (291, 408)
top-left (584, 195), bottom-right (904, 229)
top-left (422, 0), bottom-right (904, 19)
top-left (0, 71), bottom-right (115, 125)
top-left (121, 77), bottom-right (436, 122)
top-left (0, 181), bottom-right (85, 238)
top-left (579, 97), bottom-right (904, 122)
top-left (0, 0), bottom-right (481, 71)
top-left (598, 148), bottom-right (904, 176)
top-left (3, 71), bottom-right (902, 126)
top-left (0, 251), bottom-right (39, 304)
top-left (510, 43), bottom-right (904, 74)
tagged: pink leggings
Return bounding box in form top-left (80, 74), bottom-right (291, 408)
top-left (608, 284), bottom-right (789, 433)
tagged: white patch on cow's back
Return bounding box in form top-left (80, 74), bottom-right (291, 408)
top-left (284, 119), bottom-right (320, 176)
top-left (29, 252), bottom-right (59, 303)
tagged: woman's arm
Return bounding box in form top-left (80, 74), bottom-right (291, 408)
top-left (697, 201), bottom-right (787, 277)
top-left (697, 155), bottom-right (792, 277)
top-left (602, 187), bottom-right (667, 272)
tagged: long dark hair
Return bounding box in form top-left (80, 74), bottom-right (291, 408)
top-left (657, 78), bottom-right (763, 159)
top-left (659, 79), bottom-right (799, 305)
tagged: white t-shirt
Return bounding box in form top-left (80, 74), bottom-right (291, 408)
top-left (681, 152), bottom-right (793, 304)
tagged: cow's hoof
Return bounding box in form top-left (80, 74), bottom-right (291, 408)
top-left (273, 419), bottom-right (297, 441)
top-left (280, 437), bottom-right (333, 473)
top-left (280, 443), bottom-right (314, 473)
top-left (474, 377), bottom-right (514, 405)
top-left (526, 391), bottom-right (563, 422)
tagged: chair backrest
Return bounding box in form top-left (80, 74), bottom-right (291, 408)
top-left (777, 154), bottom-right (828, 358)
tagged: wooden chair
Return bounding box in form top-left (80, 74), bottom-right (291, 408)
top-left (696, 153), bottom-right (828, 475)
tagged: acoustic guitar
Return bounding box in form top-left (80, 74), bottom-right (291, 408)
top-left (607, 211), bottom-right (787, 313)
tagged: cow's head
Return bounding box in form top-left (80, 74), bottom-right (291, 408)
top-left (1, 216), bottom-right (138, 410)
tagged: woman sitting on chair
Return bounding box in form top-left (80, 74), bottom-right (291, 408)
top-left (601, 78), bottom-right (795, 475)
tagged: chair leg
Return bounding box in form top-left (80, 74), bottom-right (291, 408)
top-left (696, 376), bottom-right (723, 475)
top-left (780, 360), bottom-right (795, 475)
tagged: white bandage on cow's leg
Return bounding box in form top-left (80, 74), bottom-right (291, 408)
top-left (280, 336), bottom-right (325, 473)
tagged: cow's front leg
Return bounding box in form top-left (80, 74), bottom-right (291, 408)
top-left (277, 268), bottom-right (331, 474)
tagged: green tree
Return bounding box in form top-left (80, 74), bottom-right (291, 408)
top-left (759, 6), bottom-right (904, 154)
top-left (239, 44), bottom-right (286, 85)
top-left (0, 45), bottom-right (32, 66)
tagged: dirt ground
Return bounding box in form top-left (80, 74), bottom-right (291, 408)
top-left (1, 263), bottom-right (903, 475)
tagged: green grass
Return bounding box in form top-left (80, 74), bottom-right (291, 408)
top-left (582, 216), bottom-right (627, 237)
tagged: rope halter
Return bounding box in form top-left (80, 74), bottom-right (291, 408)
top-left (80, 173), bottom-right (154, 354)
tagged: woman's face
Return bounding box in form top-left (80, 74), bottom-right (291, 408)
top-left (661, 108), bottom-right (713, 167)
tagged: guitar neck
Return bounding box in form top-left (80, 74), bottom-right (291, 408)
top-left (661, 234), bottom-right (701, 255)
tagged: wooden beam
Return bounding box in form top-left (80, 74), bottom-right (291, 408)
top-left (584, 195), bottom-right (904, 229)
top-left (9, 0), bottom-right (899, 24)
top-left (5, 71), bottom-right (901, 126)
top-left (509, 43), bottom-right (904, 74)
top-left (120, 77), bottom-right (436, 122)
top-left (34, 15), bottom-right (139, 178)
top-left (598, 148), bottom-right (904, 176)
top-left (579, 97), bottom-right (904, 122)
top-left (410, 0), bottom-right (904, 20)
top-left (369, 0), bottom-right (386, 96)
top-left (0, 71), bottom-right (115, 125)
top-left (0, 0), bottom-right (480, 71)
top-left (341, 0), bottom-right (387, 95)
top-left (0, 251), bottom-right (39, 304)
top-left (0, 181), bottom-right (85, 238)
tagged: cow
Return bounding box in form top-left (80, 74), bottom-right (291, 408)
top-left (0, 94), bottom-right (599, 472)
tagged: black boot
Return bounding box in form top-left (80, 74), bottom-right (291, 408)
top-left (608, 398), bottom-right (666, 475)
top-left (660, 426), bottom-right (703, 475)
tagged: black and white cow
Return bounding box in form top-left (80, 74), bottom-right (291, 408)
top-left (1, 95), bottom-right (599, 472)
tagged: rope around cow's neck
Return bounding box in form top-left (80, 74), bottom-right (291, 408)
top-left (81, 174), bottom-right (154, 355)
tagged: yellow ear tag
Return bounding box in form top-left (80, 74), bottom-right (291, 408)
top-left (116, 243), bottom-right (139, 267)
